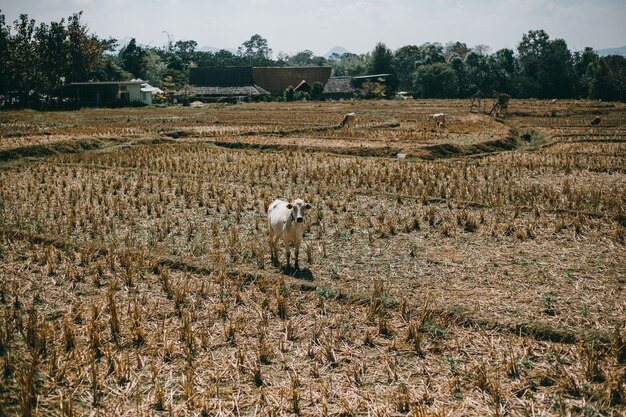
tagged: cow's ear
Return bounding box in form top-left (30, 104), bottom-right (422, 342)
top-left (286, 204), bottom-right (293, 209)
top-left (305, 203), bottom-right (311, 209)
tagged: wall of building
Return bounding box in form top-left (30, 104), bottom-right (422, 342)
top-left (252, 67), bottom-right (332, 95)
top-left (126, 84), bottom-right (142, 102)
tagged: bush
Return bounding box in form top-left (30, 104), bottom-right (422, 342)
top-left (310, 81), bottom-right (324, 100)
top-left (283, 86), bottom-right (295, 102)
top-left (356, 81), bottom-right (387, 99)
top-left (412, 63), bottom-right (458, 98)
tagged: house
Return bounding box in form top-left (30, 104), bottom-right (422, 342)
top-left (61, 79), bottom-right (158, 107)
top-left (251, 67), bottom-right (332, 96)
top-left (176, 67), bottom-right (270, 102)
top-left (174, 85), bottom-right (270, 102)
top-left (351, 74), bottom-right (390, 89)
top-left (181, 66), bottom-right (332, 100)
top-left (322, 76), bottom-right (356, 100)
top-left (180, 66), bottom-right (390, 101)
top-left (140, 82), bottom-right (164, 105)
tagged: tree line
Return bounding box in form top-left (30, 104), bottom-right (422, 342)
top-left (1, 10), bottom-right (625, 108)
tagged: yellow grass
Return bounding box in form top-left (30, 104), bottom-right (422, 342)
top-left (0, 99), bottom-right (624, 416)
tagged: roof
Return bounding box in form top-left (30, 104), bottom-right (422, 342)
top-left (352, 74), bottom-right (391, 80)
top-left (141, 85), bottom-right (164, 94)
top-left (252, 67), bottom-right (332, 95)
top-left (63, 80), bottom-right (144, 86)
top-left (174, 85), bottom-right (269, 97)
top-left (190, 67), bottom-right (253, 87)
top-left (322, 77), bottom-right (356, 95)
top-left (294, 80), bottom-right (310, 92)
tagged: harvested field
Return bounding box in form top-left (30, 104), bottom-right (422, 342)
top-left (0, 99), bottom-right (625, 416)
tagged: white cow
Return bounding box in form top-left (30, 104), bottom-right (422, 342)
top-left (430, 113), bottom-right (446, 127)
top-left (267, 198), bottom-right (311, 270)
top-left (340, 112), bottom-right (356, 128)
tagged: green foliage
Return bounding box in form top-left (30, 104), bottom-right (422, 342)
top-left (67, 12), bottom-right (107, 83)
top-left (283, 85), bottom-right (295, 102)
top-left (516, 30), bottom-right (575, 98)
top-left (541, 292), bottom-right (558, 316)
top-left (119, 38), bottom-right (147, 78)
top-left (573, 47), bottom-right (599, 98)
top-left (281, 50), bottom-right (327, 67)
top-left (237, 34), bottom-right (273, 66)
top-left (35, 19), bottom-right (68, 93)
top-left (412, 63), bottom-right (458, 98)
top-left (590, 55), bottom-right (626, 102)
top-left (310, 81), bottom-right (324, 100)
top-left (445, 41), bottom-right (470, 60)
top-left (315, 287), bottom-right (337, 301)
top-left (329, 52), bottom-right (369, 76)
top-left (356, 80), bottom-right (387, 99)
top-left (369, 42), bottom-right (397, 94)
top-left (2, 13), bottom-right (626, 107)
top-left (392, 43), bottom-right (446, 93)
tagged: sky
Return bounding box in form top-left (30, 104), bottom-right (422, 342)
top-left (1, 0), bottom-right (625, 56)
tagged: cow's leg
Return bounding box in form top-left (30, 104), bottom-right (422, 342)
top-left (268, 227), bottom-right (274, 264)
top-left (268, 228), bottom-right (278, 266)
top-left (294, 242), bottom-right (300, 270)
top-left (273, 240), bottom-right (281, 266)
top-left (284, 239), bottom-right (291, 268)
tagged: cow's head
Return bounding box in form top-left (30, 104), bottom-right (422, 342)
top-left (286, 199), bottom-right (311, 223)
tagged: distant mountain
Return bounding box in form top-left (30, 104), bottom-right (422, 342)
top-left (597, 46), bottom-right (626, 57)
top-left (198, 46), bottom-right (237, 54)
top-left (324, 46), bottom-right (349, 59)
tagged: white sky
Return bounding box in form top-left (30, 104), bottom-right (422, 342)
top-left (2, 0), bottom-right (625, 55)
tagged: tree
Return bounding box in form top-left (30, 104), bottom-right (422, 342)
top-left (238, 34), bottom-right (272, 66)
top-left (8, 14), bottom-right (41, 106)
top-left (573, 47), bottom-right (598, 98)
top-left (119, 38), bottom-right (147, 78)
top-left (445, 41), bottom-right (469, 60)
top-left (489, 48), bottom-right (517, 95)
top-left (543, 38), bottom-right (575, 98)
top-left (0, 12), bottom-right (11, 95)
top-left (465, 51), bottom-right (495, 96)
top-left (284, 50), bottom-right (327, 67)
top-left (95, 56), bottom-right (131, 82)
top-left (590, 55), bottom-right (626, 102)
top-left (516, 30), bottom-right (575, 98)
top-left (412, 63), bottom-right (458, 98)
top-left (330, 52), bottom-right (369, 76)
top-left (174, 40), bottom-right (197, 67)
top-left (448, 54), bottom-right (467, 97)
top-left (394, 43), bottom-right (446, 94)
top-left (35, 19), bottom-right (69, 98)
top-left (369, 42), bottom-right (397, 94)
top-left (142, 49), bottom-right (167, 86)
top-left (356, 80), bottom-right (387, 99)
top-left (415, 43), bottom-right (446, 66)
top-left (393, 45), bottom-right (421, 91)
top-left (283, 85), bottom-right (295, 102)
top-left (310, 81), bottom-right (324, 100)
top-left (517, 29), bottom-right (550, 97)
top-left (67, 12), bottom-right (106, 82)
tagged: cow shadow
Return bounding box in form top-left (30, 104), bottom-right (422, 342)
top-left (280, 265), bottom-right (314, 281)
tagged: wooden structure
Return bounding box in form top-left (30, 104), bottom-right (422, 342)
top-left (489, 92), bottom-right (511, 116)
top-left (321, 77), bottom-right (356, 100)
top-left (61, 80), bottom-right (144, 107)
top-left (469, 90), bottom-right (483, 112)
top-left (251, 67), bottom-right (331, 96)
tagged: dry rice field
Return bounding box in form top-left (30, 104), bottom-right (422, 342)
top-left (0, 99), bottom-right (625, 416)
